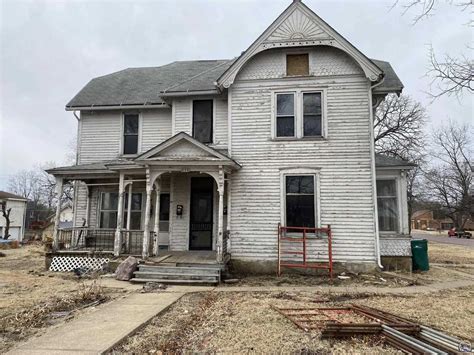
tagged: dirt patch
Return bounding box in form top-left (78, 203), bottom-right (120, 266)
top-left (429, 242), bottom-right (474, 265)
top-left (113, 285), bottom-right (473, 354)
top-left (0, 244), bottom-right (125, 352)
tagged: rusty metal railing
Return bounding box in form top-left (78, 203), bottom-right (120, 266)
top-left (277, 223), bottom-right (333, 278)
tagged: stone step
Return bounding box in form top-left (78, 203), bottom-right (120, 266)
top-left (134, 271), bottom-right (219, 282)
top-left (130, 278), bottom-right (218, 285)
top-left (138, 265), bottom-right (220, 275)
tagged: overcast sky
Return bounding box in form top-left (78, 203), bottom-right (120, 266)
top-left (0, 0), bottom-right (471, 190)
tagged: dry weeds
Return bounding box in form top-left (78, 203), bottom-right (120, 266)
top-left (429, 242), bottom-right (474, 265)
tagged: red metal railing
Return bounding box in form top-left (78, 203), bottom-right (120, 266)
top-left (277, 223), bottom-right (333, 279)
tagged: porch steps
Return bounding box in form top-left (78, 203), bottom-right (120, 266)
top-left (130, 264), bottom-right (220, 285)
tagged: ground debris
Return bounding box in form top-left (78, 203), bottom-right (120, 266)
top-left (142, 282), bottom-right (168, 292)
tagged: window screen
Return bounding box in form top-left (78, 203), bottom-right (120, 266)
top-left (303, 93), bottom-right (322, 136)
top-left (193, 100), bottom-right (213, 143)
top-left (287, 54), bottom-right (309, 76)
top-left (285, 176), bottom-right (315, 228)
top-left (377, 180), bottom-right (398, 232)
top-left (276, 93), bottom-right (295, 137)
top-left (123, 114), bottom-right (139, 154)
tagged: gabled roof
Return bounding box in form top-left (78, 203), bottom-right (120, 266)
top-left (217, 0), bottom-right (384, 88)
top-left (66, 60), bottom-right (231, 109)
top-left (0, 191), bottom-right (28, 201)
top-left (135, 132), bottom-right (241, 169)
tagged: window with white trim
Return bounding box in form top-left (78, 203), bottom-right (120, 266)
top-left (99, 192), bottom-right (143, 230)
top-left (123, 114), bottom-right (139, 154)
top-left (285, 175), bottom-right (316, 228)
top-left (276, 93), bottom-right (296, 137)
top-left (274, 90), bottom-right (325, 139)
top-left (377, 179), bottom-right (398, 232)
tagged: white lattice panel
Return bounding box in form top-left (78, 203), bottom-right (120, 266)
top-left (49, 256), bottom-right (109, 272)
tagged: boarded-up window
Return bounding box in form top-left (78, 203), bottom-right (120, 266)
top-left (286, 54), bottom-right (309, 76)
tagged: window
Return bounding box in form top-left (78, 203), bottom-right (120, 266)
top-left (124, 193), bottom-right (142, 230)
top-left (303, 93), bottom-right (322, 136)
top-left (159, 193), bottom-right (170, 232)
top-left (99, 192), bottom-right (118, 229)
top-left (377, 179), bottom-right (398, 232)
top-left (273, 89), bottom-right (325, 139)
top-left (287, 54), bottom-right (309, 76)
top-left (276, 93), bottom-right (295, 137)
top-left (193, 100), bottom-right (213, 143)
top-left (285, 176), bottom-right (315, 228)
top-left (99, 192), bottom-right (143, 229)
top-left (123, 114), bottom-right (139, 154)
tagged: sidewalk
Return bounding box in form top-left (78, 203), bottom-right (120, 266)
top-left (8, 292), bottom-right (184, 355)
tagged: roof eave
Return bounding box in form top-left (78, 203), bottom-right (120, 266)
top-left (65, 103), bottom-right (169, 111)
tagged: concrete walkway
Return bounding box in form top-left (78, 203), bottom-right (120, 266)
top-left (8, 292), bottom-right (184, 355)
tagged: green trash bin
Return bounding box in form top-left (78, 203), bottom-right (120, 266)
top-left (411, 239), bottom-right (429, 271)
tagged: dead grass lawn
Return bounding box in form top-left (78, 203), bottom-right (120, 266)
top-left (429, 242), bottom-right (474, 265)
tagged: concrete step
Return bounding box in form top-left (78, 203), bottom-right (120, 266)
top-left (138, 265), bottom-right (220, 276)
top-left (134, 271), bottom-right (218, 282)
top-left (130, 278), bottom-right (218, 285)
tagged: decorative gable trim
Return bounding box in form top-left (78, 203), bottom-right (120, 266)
top-left (217, 1), bottom-right (383, 89)
top-left (134, 132), bottom-right (241, 168)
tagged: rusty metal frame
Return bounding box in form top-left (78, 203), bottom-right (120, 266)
top-left (277, 223), bottom-right (333, 278)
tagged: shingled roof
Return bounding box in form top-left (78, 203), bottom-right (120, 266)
top-left (66, 58), bottom-right (402, 109)
top-left (0, 191), bottom-right (28, 201)
top-left (375, 154), bottom-right (416, 168)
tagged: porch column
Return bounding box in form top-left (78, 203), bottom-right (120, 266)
top-left (217, 167), bottom-right (225, 263)
top-left (153, 179), bottom-right (161, 256)
top-left (114, 172), bottom-right (125, 256)
top-left (125, 182), bottom-right (133, 252)
top-left (142, 168), bottom-right (152, 259)
top-left (52, 176), bottom-right (64, 250)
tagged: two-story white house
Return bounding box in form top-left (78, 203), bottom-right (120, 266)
top-left (47, 0), bottom-right (414, 275)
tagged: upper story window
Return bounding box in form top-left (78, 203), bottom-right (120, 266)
top-left (123, 114), bottom-right (139, 154)
top-left (274, 89), bottom-right (325, 139)
top-left (303, 93), bottom-right (322, 137)
top-left (276, 93), bottom-right (295, 137)
top-left (193, 100), bottom-right (213, 144)
top-left (286, 54), bottom-right (309, 76)
top-left (377, 179), bottom-right (399, 232)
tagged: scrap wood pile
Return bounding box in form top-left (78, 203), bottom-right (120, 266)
top-left (272, 304), bottom-right (471, 354)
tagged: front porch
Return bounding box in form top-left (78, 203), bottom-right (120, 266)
top-left (48, 133), bottom-right (239, 264)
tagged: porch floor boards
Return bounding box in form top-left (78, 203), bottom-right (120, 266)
top-left (148, 251), bottom-right (218, 265)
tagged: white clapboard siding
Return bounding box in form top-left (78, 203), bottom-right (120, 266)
top-left (73, 183), bottom-right (88, 227)
top-left (141, 109), bottom-right (172, 152)
top-left (169, 173), bottom-right (189, 251)
top-left (229, 47), bottom-right (375, 264)
top-left (172, 97), bottom-right (228, 150)
top-left (79, 112), bottom-right (121, 164)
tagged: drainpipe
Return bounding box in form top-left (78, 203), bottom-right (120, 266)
top-left (369, 76), bottom-right (385, 269)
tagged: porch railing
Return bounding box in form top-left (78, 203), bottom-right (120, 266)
top-left (57, 227), bottom-right (115, 253)
top-left (57, 228), bottom-right (154, 255)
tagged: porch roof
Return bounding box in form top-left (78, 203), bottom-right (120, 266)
top-left (375, 154), bottom-right (416, 169)
top-left (46, 133), bottom-right (241, 177)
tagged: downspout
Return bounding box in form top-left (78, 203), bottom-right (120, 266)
top-left (369, 76), bottom-right (385, 269)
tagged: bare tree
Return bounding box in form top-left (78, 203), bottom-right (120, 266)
top-left (394, 0), bottom-right (473, 98)
top-left (374, 94), bottom-right (428, 232)
top-left (424, 121), bottom-right (473, 228)
top-left (1, 201), bottom-right (12, 240)
top-left (374, 94), bottom-right (427, 159)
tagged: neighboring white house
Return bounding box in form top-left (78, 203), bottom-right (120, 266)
top-left (0, 191), bottom-right (28, 242)
top-left (47, 0), bottom-right (414, 272)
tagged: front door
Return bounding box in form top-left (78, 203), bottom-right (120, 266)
top-left (189, 177), bottom-right (214, 250)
